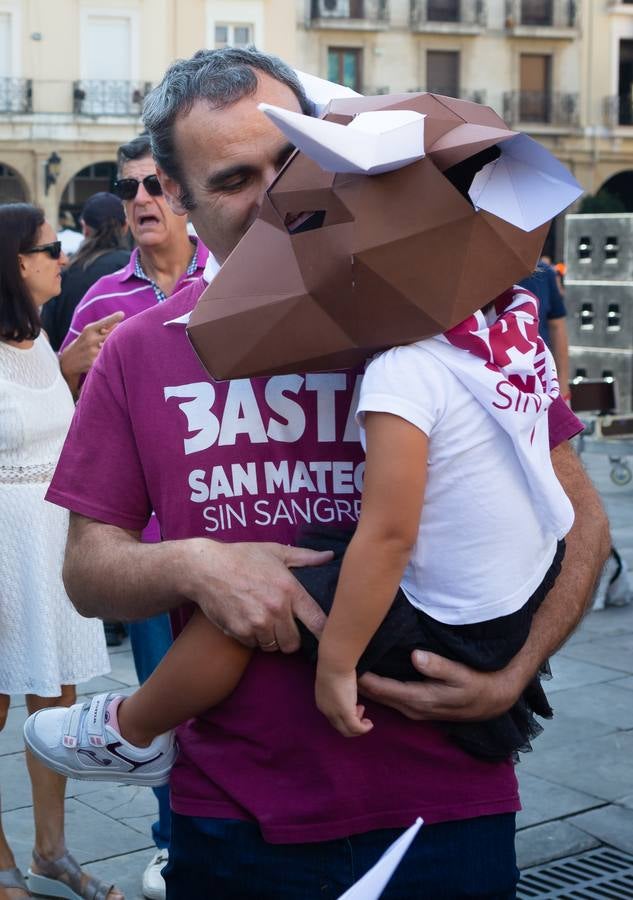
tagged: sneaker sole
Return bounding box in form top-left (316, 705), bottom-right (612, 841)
top-left (24, 721), bottom-right (173, 787)
top-left (141, 876), bottom-right (167, 900)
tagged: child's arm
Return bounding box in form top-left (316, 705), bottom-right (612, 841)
top-left (315, 411), bottom-right (428, 737)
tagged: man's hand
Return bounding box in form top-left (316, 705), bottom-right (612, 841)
top-left (64, 517), bottom-right (332, 651)
top-left (60, 311), bottom-right (125, 395)
top-left (184, 539), bottom-right (332, 652)
top-left (358, 650), bottom-right (519, 723)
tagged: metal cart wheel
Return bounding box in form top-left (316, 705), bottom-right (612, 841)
top-left (610, 461), bottom-right (632, 486)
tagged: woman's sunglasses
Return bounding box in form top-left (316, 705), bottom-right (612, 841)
top-left (23, 241), bottom-right (63, 260)
top-left (113, 174), bottom-right (163, 200)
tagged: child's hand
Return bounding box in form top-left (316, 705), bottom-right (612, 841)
top-left (315, 665), bottom-right (374, 738)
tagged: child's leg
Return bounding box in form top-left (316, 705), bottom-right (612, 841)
top-left (117, 609), bottom-right (251, 746)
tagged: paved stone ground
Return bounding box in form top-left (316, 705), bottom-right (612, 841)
top-left (515, 445), bottom-right (633, 874)
top-left (2, 648), bottom-right (153, 899)
top-left (1, 450), bottom-right (631, 898)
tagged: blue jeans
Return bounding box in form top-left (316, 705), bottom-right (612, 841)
top-left (128, 613), bottom-right (173, 850)
top-left (165, 813), bottom-right (519, 899)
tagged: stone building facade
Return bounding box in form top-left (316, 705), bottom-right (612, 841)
top-left (3, 0), bottom-right (633, 249)
top-left (295, 0), bottom-right (633, 255)
top-left (0, 0), bottom-right (296, 223)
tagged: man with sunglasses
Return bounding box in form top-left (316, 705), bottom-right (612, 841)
top-left (45, 49), bottom-right (609, 898)
top-left (59, 133), bottom-right (210, 374)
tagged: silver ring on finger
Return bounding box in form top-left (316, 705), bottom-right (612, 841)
top-left (260, 639), bottom-right (279, 650)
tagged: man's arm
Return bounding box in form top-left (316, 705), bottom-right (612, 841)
top-left (358, 441), bottom-right (610, 721)
top-left (59, 311), bottom-right (124, 398)
top-left (549, 316), bottom-right (570, 400)
top-left (64, 512), bottom-right (329, 652)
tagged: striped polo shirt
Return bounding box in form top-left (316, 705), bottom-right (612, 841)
top-left (59, 239), bottom-right (210, 352)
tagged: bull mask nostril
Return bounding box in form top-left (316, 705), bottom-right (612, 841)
top-left (285, 210), bottom-right (327, 234)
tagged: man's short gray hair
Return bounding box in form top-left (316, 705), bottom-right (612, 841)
top-left (117, 133), bottom-right (152, 178)
top-left (142, 47), bottom-right (312, 211)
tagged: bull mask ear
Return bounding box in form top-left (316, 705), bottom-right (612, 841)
top-left (258, 103), bottom-right (426, 175)
top-left (468, 133), bottom-right (583, 231)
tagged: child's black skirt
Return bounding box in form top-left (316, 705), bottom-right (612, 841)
top-left (294, 525), bottom-right (566, 763)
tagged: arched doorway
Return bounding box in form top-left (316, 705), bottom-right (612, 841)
top-left (598, 170), bottom-right (633, 212)
top-left (59, 160), bottom-right (117, 226)
top-left (0, 162), bottom-right (29, 203)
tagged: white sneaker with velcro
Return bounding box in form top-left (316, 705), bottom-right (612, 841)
top-left (142, 849), bottom-right (168, 900)
top-left (23, 692), bottom-right (176, 786)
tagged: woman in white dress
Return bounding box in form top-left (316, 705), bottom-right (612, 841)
top-left (0, 204), bottom-right (122, 900)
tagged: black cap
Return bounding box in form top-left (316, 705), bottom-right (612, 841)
top-left (82, 192), bottom-right (126, 230)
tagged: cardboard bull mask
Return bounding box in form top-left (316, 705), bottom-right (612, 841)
top-left (188, 86), bottom-right (582, 380)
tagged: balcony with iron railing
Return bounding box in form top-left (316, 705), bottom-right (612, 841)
top-left (603, 95), bottom-right (633, 129)
top-left (73, 80), bottom-right (152, 116)
top-left (362, 85), bottom-right (391, 94)
top-left (410, 0), bottom-right (486, 32)
top-left (309, 0), bottom-right (390, 29)
top-left (502, 90), bottom-right (579, 127)
top-left (505, 0), bottom-right (578, 36)
top-left (0, 79), bottom-right (150, 118)
top-left (0, 78), bottom-right (33, 114)
top-left (409, 86), bottom-right (488, 104)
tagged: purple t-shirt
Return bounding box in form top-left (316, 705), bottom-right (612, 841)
top-left (59, 242), bottom-right (208, 542)
top-left (59, 241), bottom-right (209, 352)
top-left (47, 277), bottom-right (583, 843)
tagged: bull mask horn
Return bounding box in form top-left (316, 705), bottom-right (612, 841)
top-left (294, 69), bottom-right (362, 116)
top-left (259, 103), bottom-right (426, 176)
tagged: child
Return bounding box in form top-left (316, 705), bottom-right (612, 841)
top-left (24, 284), bottom-right (573, 785)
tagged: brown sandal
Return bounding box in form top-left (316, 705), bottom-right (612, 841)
top-left (27, 850), bottom-right (121, 900)
top-left (0, 867), bottom-right (31, 896)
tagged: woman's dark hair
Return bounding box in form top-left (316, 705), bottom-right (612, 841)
top-left (69, 217), bottom-right (127, 272)
top-left (0, 203), bottom-right (45, 342)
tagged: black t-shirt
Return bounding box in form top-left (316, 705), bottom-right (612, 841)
top-left (41, 249), bottom-right (131, 351)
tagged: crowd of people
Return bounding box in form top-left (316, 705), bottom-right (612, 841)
top-left (1, 45), bottom-right (612, 900)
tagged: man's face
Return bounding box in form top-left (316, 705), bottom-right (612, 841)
top-left (158, 72), bottom-right (302, 264)
top-left (120, 155), bottom-right (188, 251)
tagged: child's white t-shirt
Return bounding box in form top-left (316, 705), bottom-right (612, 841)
top-left (356, 341), bottom-right (561, 626)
